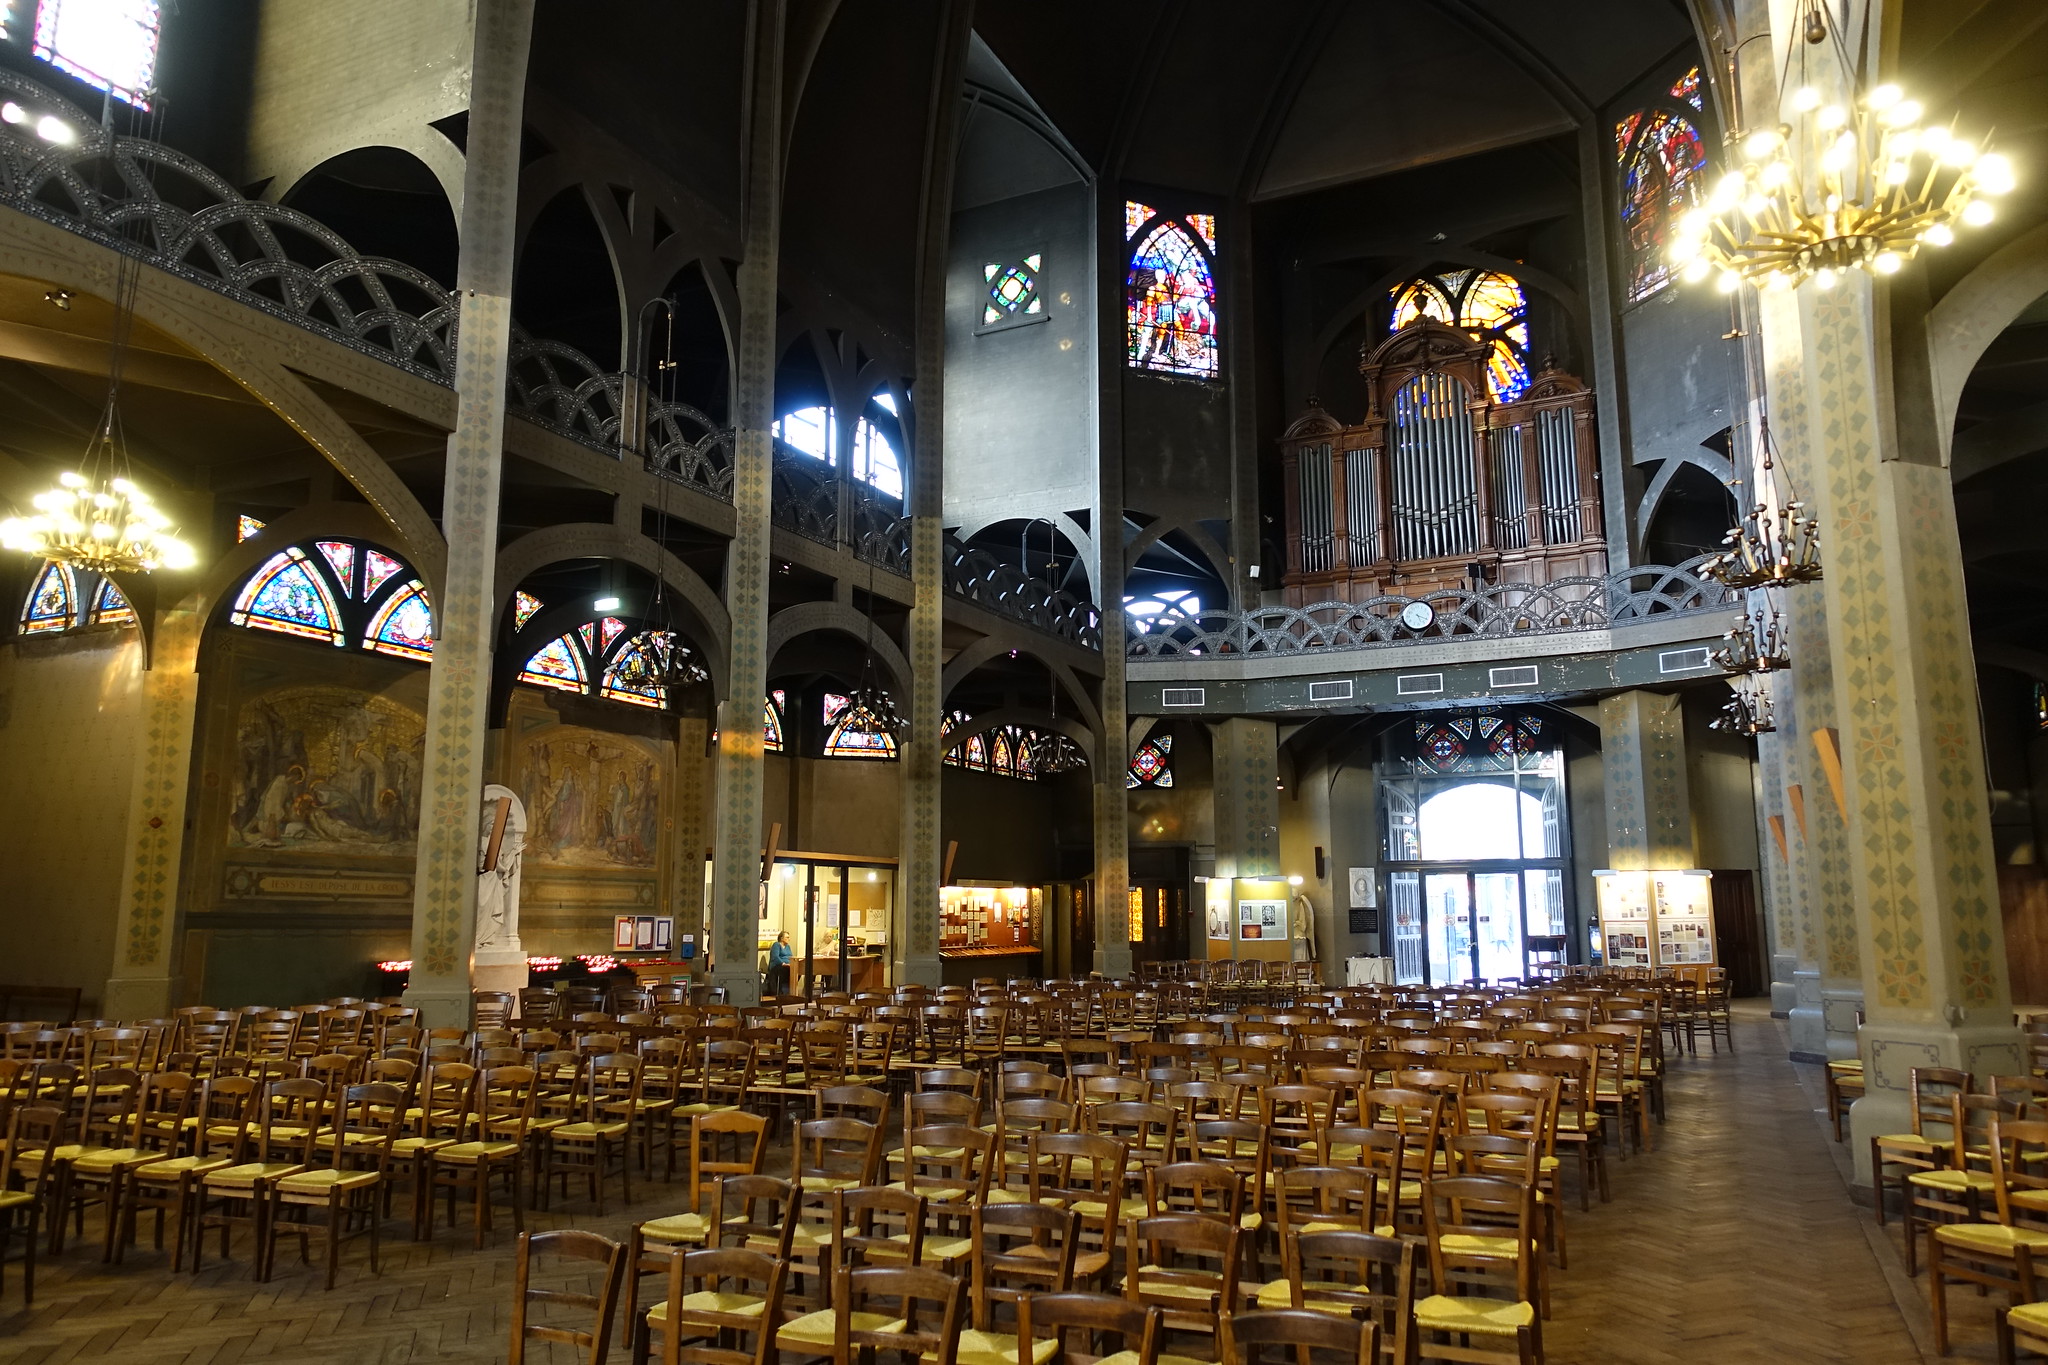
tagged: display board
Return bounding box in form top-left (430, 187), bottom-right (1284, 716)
top-left (1591, 869), bottom-right (1715, 970)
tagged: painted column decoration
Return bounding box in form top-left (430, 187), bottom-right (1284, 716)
top-left (707, 0), bottom-right (786, 1007)
top-left (1789, 278), bottom-right (2021, 1170)
top-left (897, 1), bottom-right (976, 990)
top-left (103, 602), bottom-right (204, 1018)
top-left (1211, 717), bottom-right (1282, 879)
top-left (1597, 691), bottom-right (1692, 870)
top-left (403, 0), bottom-right (535, 1029)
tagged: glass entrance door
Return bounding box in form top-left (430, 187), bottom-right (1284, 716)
top-left (1421, 870), bottom-right (1529, 984)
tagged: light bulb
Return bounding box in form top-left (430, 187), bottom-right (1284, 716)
top-left (1683, 258), bottom-right (1712, 283)
top-left (1716, 270), bottom-right (1743, 294)
top-left (1818, 105), bottom-right (1848, 130)
top-left (1711, 172), bottom-right (1745, 207)
top-left (59, 471), bottom-right (85, 488)
top-left (1815, 268), bottom-right (1836, 290)
top-left (1743, 129), bottom-right (1782, 159)
top-left (1669, 236), bottom-right (1703, 264)
top-left (1962, 199), bottom-right (1996, 226)
top-left (1743, 195), bottom-right (1768, 217)
top-left (1924, 222), bottom-right (1955, 246)
top-left (34, 116), bottom-right (72, 144)
top-left (1885, 161), bottom-right (1910, 185)
top-left (1976, 153), bottom-right (2015, 192)
top-left (593, 595), bottom-right (620, 612)
top-left (1791, 86), bottom-right (1822, 112)
top-left (0, 103), bottom-right (23, 125)
top-left (161, 540), bottom-right (197, 570)
top-left (1867, 84), bottom-right (1903, 110)
top-left (1680, 208), bottom-right (1713, 234)
top-left (90, 521), bottom-right (114, 539)
top-left (1943, 140), bottom-right (1977, 168)
top-left (1873, 252), bottom-right (1902, 274)
top-left (1919, 125), bottom-right (1952, 152)
top-left (1821, 147), bottom-right (1850, 173)
top-left (1760, 159), bottom-right (1792, 188)
top-left (1885, 100), bottom-right (1923, 128)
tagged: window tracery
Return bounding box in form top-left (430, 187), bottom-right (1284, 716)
top-left (1389, 269), bottom-right (1531, 402)
top-left (226, 538), bottom-right (435, 657)
top-left (1127, 734), bottom-right (1173, 789)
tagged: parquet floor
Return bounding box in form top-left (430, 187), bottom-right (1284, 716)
top-left (0, 1005), bottom-right (1957, 1364)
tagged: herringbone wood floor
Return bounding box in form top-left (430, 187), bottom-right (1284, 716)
top-left (0, 1006), bottom-right (1950, 1363)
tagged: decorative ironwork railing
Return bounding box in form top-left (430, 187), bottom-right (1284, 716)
top-left (947, 537), bottom-right (1102, 650)
top-left (1126, 557), bottom-right (1729, 657)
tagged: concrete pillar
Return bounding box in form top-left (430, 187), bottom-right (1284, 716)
top-left (708, 0), bottom-right (787, 1008)
top-left (401, 1), bottom-right (534, 1029)
top-left (102, 605), bottom-right (204, 1018)
top-left (1091, 177), bottom-right (1130, 982)
top-left (1757, 287), bottom-right (1864, 1064)
top-left (1597, 691), bottom-right (1692, 871)
top-left (895, 2), bottom-right (975, 992)
top-left (1777, 277), bottom-right (2024, 1180)
top-left (1212, 718), bottom-right (1282, 879)
top-left (1753, 717), bottom-right (1803, 1018)
top-left (672, 714), bottom-right (712, 961)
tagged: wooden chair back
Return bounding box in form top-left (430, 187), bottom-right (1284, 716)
top-left (508, 1229), bottom-right (628, 1365)
top-left (1225, 1306), bottom-right (1379, 1365)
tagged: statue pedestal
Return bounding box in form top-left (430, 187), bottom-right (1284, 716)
top-left (474, 946), bottom-right (529, 993)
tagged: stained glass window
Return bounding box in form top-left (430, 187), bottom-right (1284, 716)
top-left (1126, 207), bottom-right (1218, 379)
top-left (599, 636), bottom-right (667, 709)
top-left (91, 576), bottom-right (135, 626)
top-left (983, 255), bottom-right (1043, 326)
top-left (316, 540), bottom-right (357, 594)
top-left (1618, 111), bottom-right (1707, 303)
top-left (19, 560), bottom-right (75, 634)
top-left (598, 616), bottom-right (627, 652)
top-left (823, 691), bottom-right (898, 759)
top-left (1410, 708), bottom-right (1550, 776)
top-left (991, 732), bottom-right (1014, 774)
top-left (30, 0), bottom-right (162, 109)
top-left (1126, 734), bottom-right (1173, 789)
top-left (765, 690), bottom-right (786, 752)
top-left (513, 590), bottom-right (543, 630)
top-left (964, 733), bottom-right (988, 771)
top-left (362, 549), bottom-right (405, 598)
top-left (1124, 201), bottom-right (1158, 240)
top-left (364, 580), bottom-right (434, 660)
top-left (236, 514), bottom-right (266, 543)
top-left (230, 547), bottom-right (346, 645)
top-left (1669, 66), bottom-right (1702, 111)
top-left (1390, 269), bottom-right (1531, 401)
top-left (520, 634), bottom-right (587, 693)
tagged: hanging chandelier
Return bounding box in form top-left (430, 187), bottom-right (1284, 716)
top-left (1034, 731), bottom-right (1087, 775)
top-left (1, 462), bottom-right (195, 573)
top-left (844, 681), bottom-right (908, 740)
top-left (1670, 0), bottom-right (2014, 291)
top-left (1711, 678), bottom-right (1778, 736)
top-left (1712, 606), bottom-right (1791, 674)
top-left (610, 629), bottom-right (707, 693)
top-left (1698, 418), bottom-right (1821, 589)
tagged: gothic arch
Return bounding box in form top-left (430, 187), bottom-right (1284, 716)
top-left (764, 602), bottom-right (914, 713)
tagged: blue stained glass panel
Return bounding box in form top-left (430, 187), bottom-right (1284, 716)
top-left (231, 548), bottom-right (345, 645)
top-left (365, 581), bottom-right (435, 660)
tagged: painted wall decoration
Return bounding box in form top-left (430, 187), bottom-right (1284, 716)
top-left (229, 686), bottom-right (426, 854)
top-left (520, 732), bottom-right (662, 869)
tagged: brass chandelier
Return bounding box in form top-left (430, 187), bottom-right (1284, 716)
top-left (1670, 0), bottom-right (2014, 292)
top-left (1698, 418), bottom-right (1821, 589)
top-left (1712, 606), bottom-right (1790, 674)
top-left (1711, 677), bottom-right (1778, 737)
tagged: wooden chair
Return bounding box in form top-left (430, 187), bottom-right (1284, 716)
top-left (1871, 1066), bottom-right (1968, 1227)
top-left (190, 1078), bottom-right (324, 1277)
top-left (0, 1105), bottom-right (45, 1303)
top-left (1225, 1308), bottom-right (1378, 1365)
top-left (1413, 1176), bottom-right (1542, 1365)
top-left (1928, 1116), bottom-right (2048, 1355)
top-left (1904, 1092), bottom-right (2020, 1276)
top-left (264, 1081), bottom-right (401, 1288)
top-left (1015, 1292), bottom-right (1163, 1365)
top-left (1030, 1132), bottom-right (1130, 1289)
top-left (635, 1243), bottom-right (785, 1365)
top-left (542, 1052), bottom-right (639, 1213)
top-left (776, 1263), bottom-right (968, 1364)
top-left (1124, 1213), bottom-right (1241, 1349)
top-left (1244, 1229), bottom-right (1411, 1365)
top-left (794, 1116), bottom-right (884, 1199)
top-left (427, 1064), bottom-right (535, 1248)
top-left (508, 1228), bottom-right (628, 1365)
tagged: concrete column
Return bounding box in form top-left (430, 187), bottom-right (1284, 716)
top-left (672, 714), bottom-right (712, 961)
top-left (1757, 287), bottom-right (1864, 1064)
top-left (1211, 718), bottom-right (1282, 879)
top-left (1091, 175), bottom-right (1130, 982)
top-left (1752, 716), bottom-right (1803, 1018)
top-left (102, 605), bottom-right (204, 1018)
top-left (1597, 690), bottom-right (1692, 869)
top-left (896, 2), bottom-right (974, 991)
top-left (1780, 278), bottom-right (2023, 1179)
top-left (708, 0), bottom-right (787, 1008)
top-left (402, 1), bottom-right (534, 1029)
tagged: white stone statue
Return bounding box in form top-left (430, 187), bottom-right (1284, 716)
top-left (475, 784), bottom-right (527, 958)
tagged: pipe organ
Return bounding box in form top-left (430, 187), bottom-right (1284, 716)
top-left (1281, 319), bottom-right (1605, 606)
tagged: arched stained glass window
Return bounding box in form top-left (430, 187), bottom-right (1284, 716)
top-left (231, 546), bottom-right (347, 645)
top-left (598, 617), bottom-right (627, 652)
top-left (362, 549), bottom-right (406, 599)
top-left (235, 514), bottom-right (266, 543)
top-left (1411, 708), bottom-right (1551, 776)
top-left (520, 635), bottom-right (587, 693)
top-left (765, 690), bottom-right (787, 752)
top-left (990, 731), bottom-right (1014, 773)
top-left (19, 560), bottom-right (75, 634)
top-left (513, 590), bottom-right (543, 630)
top-left (1126, 205), bottom-right (1219, 379)
top-left (1126, 734), bottom-right (1173, 789)
top-left (365, 581), bottom-right (434, 661)
top-left (32, 0), bottom-right (164, 109)
top-left (823, 691), bottom-right (898, 759)
top-left (1669, 65), bottom-right (1702, 111)
top-left (1617, 110), bottom-right (1708, 303)
top-left (1390, 269), bottom-right (1531, 402)
top-left (91, 576), bottom-right (135, 626)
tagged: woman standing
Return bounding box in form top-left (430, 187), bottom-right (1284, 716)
top-left (766, 930), bottom-right (793, 997)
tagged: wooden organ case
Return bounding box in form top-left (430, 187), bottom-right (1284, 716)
top-left (1280, 319), bottom-right (1605, 607)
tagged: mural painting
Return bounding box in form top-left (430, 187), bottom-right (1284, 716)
top-left (229, 686), bottom-right (426, 855)
top-left (520, 731), bottom-right (662, 869)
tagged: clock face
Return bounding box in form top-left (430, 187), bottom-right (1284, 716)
top-left (1399, 600), bottom-right (1435, 632)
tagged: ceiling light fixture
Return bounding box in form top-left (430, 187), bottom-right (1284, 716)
top-left (1697, 417), bottom-right (1821, 589)
top-left (1673, 0), bottom-right (2013, 291)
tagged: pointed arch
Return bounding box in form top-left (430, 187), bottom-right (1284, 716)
top-left (1126, 208), bottom-right (1219, 378)
top-left (19, 561), bottom-right (77, 634)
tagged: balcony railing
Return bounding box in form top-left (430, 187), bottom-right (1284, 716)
top-left (1126, 557), bottom-right (1730, 658)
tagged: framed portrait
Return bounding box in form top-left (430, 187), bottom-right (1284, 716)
top-left (1348, 868), bottom-right (1377, 910)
